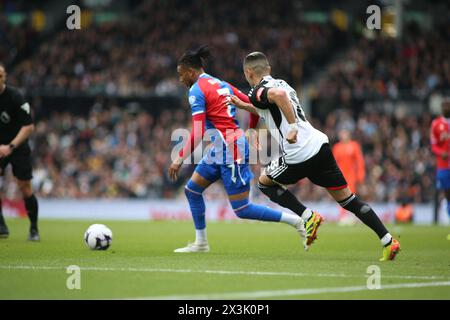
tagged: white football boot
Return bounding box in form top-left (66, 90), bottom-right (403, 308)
top-left (294, 219), bottom-right (307, 249)
top-left (174, 241), bottom-right (210, 253)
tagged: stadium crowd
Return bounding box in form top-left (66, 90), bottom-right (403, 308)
top-left (6, 0), bottom-right (346, 96)
top-left (1, 2), bottom-right (446, 206)
top-left (311, 21), bottom-right (450, 117)
top-left (1, 102), bottom-right (434, 204)
top-left (0, 15), bottom-right (38, 68)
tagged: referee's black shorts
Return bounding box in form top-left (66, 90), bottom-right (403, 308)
top-left (0, 144), bottom-right (33, 181)
top-left (265, 143), bottom-right (348, 190)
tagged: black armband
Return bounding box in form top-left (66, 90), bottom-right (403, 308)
top-left (249, 85), bottom-right (270, 109)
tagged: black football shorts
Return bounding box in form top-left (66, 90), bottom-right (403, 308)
top-left (0, 145), bottom-right (33, 181)
top-left (265, 143), bottom-right (348, 190)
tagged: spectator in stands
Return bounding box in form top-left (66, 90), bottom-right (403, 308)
top-left (395, 200), bottom-right (414, 223)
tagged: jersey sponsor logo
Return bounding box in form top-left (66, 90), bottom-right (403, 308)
top-left (188, 95), bottom-right (196, 106)
top-left (21, 102), bottom-right (31, 114)
top-left (0, 111), bottom-right (10, 124)
top-left (216, 88), bottom-right (230, 96)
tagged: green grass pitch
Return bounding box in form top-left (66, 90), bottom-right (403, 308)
top-left (0, 218), bottom-right (449, 299)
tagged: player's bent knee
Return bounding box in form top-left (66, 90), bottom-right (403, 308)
top-left (17, 181), bottom-right (33, 198)
top-left (230, 198), bottom-right (251, 219)
top-left (184, 186), bottom-right (201, 198)
top-left (184, 180), bottom-right (206, 209)
top-left (191, 172), bottom-right (211, 189)
top-left (328, 186), bottom-right (352, 202)
top-left (258, 175), bottom-right (274, 187)
top-left (185, 180), bottom-right (204, 198)
top-left (258, 181), bottom-right (284, 202)
top-left (258, 182), bottom-right (273, 199)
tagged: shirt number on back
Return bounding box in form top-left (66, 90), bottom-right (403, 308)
top-left (217, 88), bottom-right (233, 117)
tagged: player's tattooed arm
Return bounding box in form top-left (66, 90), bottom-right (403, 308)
top-left (267, 88), bottom-right (298, 144)
top-left (228, 95), bottom-right (259, 116)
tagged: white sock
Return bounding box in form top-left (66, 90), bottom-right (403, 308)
top-left (195, 228), bottom-right (207, 244)
top-left (381, 233), bottom-right (392, 246)
top-left (301, 208), bottom-right (313, 221)
top-left (280, 212), bottom-right (302, 227)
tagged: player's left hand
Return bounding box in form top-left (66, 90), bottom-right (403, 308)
top-left (168, 162), bottom-right (182, 182)
top-left (228, 95), bottom-right (246, 109)
top-left (0, 145), bottom-right (12, 158)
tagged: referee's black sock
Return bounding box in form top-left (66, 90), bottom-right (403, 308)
top-left (0, 198), bottom-right (6, 226)
top-left (258, 182), bottom-right (309, 219)
top-left (24, 194), bottom-right (39, 231)
top-left (338, 194), bottom-right (391, 245)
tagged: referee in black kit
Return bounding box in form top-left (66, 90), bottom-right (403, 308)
top-left (0, 63), bottom-right (39, 241)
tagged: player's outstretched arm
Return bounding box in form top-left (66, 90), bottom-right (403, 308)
top-left (267, 88), bottom-right (298, 144)
top-left (229, 95), bottom-right (259, 115)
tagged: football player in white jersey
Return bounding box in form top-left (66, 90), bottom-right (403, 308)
top-left (229, 52), bottom-right (400, 261)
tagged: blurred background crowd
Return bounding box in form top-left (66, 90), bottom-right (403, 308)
top-left (2, 101), bottom-right (435, 205)
top-left (5, 0), bottom-right (347, 96)
top-left (0, 0), bottom-right (449, 205)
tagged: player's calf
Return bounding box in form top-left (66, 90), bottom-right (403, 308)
top-left (0, 224), bottom-right (9, 239)
top-left (174, 179), bottom-right (209, 253)
top-left (184, 180), bottom-right (207, 232)
top-left (257, 180), bottom-right (324, 250)
top-left (231, 198), bottom-right (281, 222)
top-left (337, 193), bottom-right (393, 247)
top-left (24, 194), bottom-right (39, 233)
top-left (0, 200), bottom-right (9, 239)
top-left (17, 180), bottom-right (40, 239)
top-left (230, 197), bottom-right (307, 245)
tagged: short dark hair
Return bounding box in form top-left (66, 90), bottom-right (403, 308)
top-left (243, 52), bottom-right (270, 75)
top-left (178, 45), bottom-right (211, 69)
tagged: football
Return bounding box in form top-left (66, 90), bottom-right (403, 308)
top-left (84, 224), bottom-right (113, 250)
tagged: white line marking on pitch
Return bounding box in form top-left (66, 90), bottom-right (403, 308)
top-left (0, 264), bottom-right (449, 281)
top-left (130, 281), bottom-right (450, 300)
